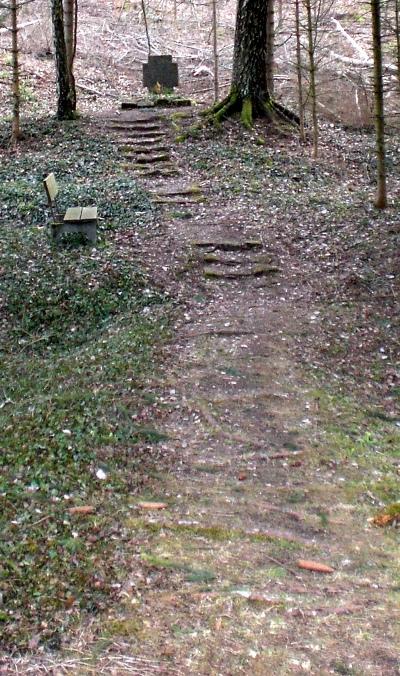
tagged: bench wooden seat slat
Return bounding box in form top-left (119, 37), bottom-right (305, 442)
top-left (64, 207), bottom-right (83, 221)
top-left (80, 206), bottom-right (98, 221)
top-left (43, 173), bottom-right (98, 244)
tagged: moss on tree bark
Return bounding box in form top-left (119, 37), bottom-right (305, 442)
top-left (205, 0), bottom-right (298, 129)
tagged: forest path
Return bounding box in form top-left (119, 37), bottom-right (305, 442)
top-left (81, 108), bottom-right (400, 675)
top-left (9, 110), bottom-right (397, 675)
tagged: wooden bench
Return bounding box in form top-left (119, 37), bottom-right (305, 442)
top-left (43, 173), bottom-right (98, 244)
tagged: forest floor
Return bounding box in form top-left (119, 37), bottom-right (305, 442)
top-left (0, 106), bottom-right (399, 675)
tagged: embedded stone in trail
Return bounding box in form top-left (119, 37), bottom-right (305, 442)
top-left (134, 152), bottom-right (171, 164)
top-left (108, 117), bottom-right (159, 125)
top-left (121, 99), bottom-right (155, 110)
top-left (149, 185), bottom-right (202, 197)
top-left (118, 129), bottom-right (165, 143)
top-left (109, 122), bottom-right (163, 133)
top-left (152, 97), bottom-right (192, 108)
top-left (148, 185), bottom-right (204, 205)
top-left (154, 196), bottom-right (203, 205)
top-left (201, 252), bottom-right (276, 266)
top-left (119, 136), bottom-right (166, 145)
top-left (204, 264), bottom-right (279, 279)
top-left (106, 110), bottom-right (182, 177)
top-left (120, 145), bottom-right (168, 156)
top-left (193, 239), bottom-right (263, 251)
top-left (122, 97), bottom-right (192, 109)
top-left (133, 165), bottom-right (180, 177)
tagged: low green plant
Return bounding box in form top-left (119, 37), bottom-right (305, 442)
top-left (0, 117), bottom-right (171, 651)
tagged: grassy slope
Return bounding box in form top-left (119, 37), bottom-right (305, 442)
top-left (0, 118), bottom-right (171, 651)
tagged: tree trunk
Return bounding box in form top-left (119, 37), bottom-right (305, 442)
top-left (394, 0), bottom-right (400, 93)
top-left (371, 0), bottom-right (387, 208)
top-left (10, 0), bottom-right (21, 142)
top-left (212, 0), bottom-right (219, 101)
top-left (141, 0), bottom-right (151, 55)
top-left (52, 0), bottom-right (74, 119)
top-left (207, 0), bottom-right (297, 128)
top-left (63, 0), bottom-right (77, 110)
top-left (266, 0), bottom-right (274, 95)
top-left (232, 0), bottom-right (269, 108)
top-left (304, 0), bottom-right (318, 158)
top-left (295, 0), bottom-right (305, 140)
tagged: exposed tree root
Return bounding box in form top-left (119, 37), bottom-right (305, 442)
top-left (265, 99), bottom-right (300, 126)
top-left (203, 89), bottom-right (299, 130)
top-left (213, 91), bottom-right (239, 124)
top-left (241, 98), bottom-right (253, 129)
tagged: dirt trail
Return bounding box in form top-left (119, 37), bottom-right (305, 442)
top-left (83, 109), bottom-right (399, 675)
top-left (8, 110), bottom-right (398, 675)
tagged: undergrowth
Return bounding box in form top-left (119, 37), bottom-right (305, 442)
top-left (312, 388), bottom-right (400, 507)
top-left (0, 117), bottom-right (152, 232)
top-left (0, 118), bottom-right (171, 652)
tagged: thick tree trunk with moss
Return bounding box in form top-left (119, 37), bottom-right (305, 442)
top-left (52, 0), bottom-right (74, 119)
top-left (231, 0), bottom-right (271, 124)
top-left (207, 0), bottom-right (297, 128)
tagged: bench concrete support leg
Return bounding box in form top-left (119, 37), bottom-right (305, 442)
top-left (52, 220), bottom-right (98, 244)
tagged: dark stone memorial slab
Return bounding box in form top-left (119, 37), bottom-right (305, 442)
top-left (143, 55), bottom-right (179, 91)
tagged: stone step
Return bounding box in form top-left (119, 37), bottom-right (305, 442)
top-left (136, 164), bottom-right (180, 177)
top-left (134, 152), bottom-right (170, 164)
top-left (121, 98), bottom-right (192, 109)
top-left (149, 185), bottom-right (201, 197)
top-left (154, 196), bottom-right (203, 204)
top-left (108, 123), bottom-right (162, 133)
top-left (108, 116), bottom-right (160, 124)
top-left (192, 240), bottom-right (263, 251)
top-left (116, 130), bottom-right (167, 139)
top-left (120, 101), bottom-right (156, 110)
top-left (201, 253), bottom-right (251, 266)
top-left (118, 136), bottom-right (166, 145)
top-left (120, 145), bottom-right (168, 155)
top-left (204, 264), bottom-right (280, 279)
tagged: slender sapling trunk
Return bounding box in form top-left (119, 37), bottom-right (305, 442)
top-left (371, 0), bottom-right (387, 208)
top-left (10, 0), bottom-right (21, 142)
top-left (394, 0), bottom-right (400, 92)
top-left (295, 0), bottom-right (305, 140)
top-left (304, 0), bottom-right (318, 157)
top-left (212, 0), bottom-right (219, 101)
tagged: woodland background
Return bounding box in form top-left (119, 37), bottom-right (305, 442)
top-left (1, 0), bottom-right (400, 129)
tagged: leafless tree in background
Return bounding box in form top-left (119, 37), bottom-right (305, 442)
top-left (371, 0), bottom-right (387, 208)
top-left (10, 0), bottom-right (21, 141)
top-left (0, 0), bottom-right (24, 142)
top-left (294, 0), bottom-right (306, 140)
